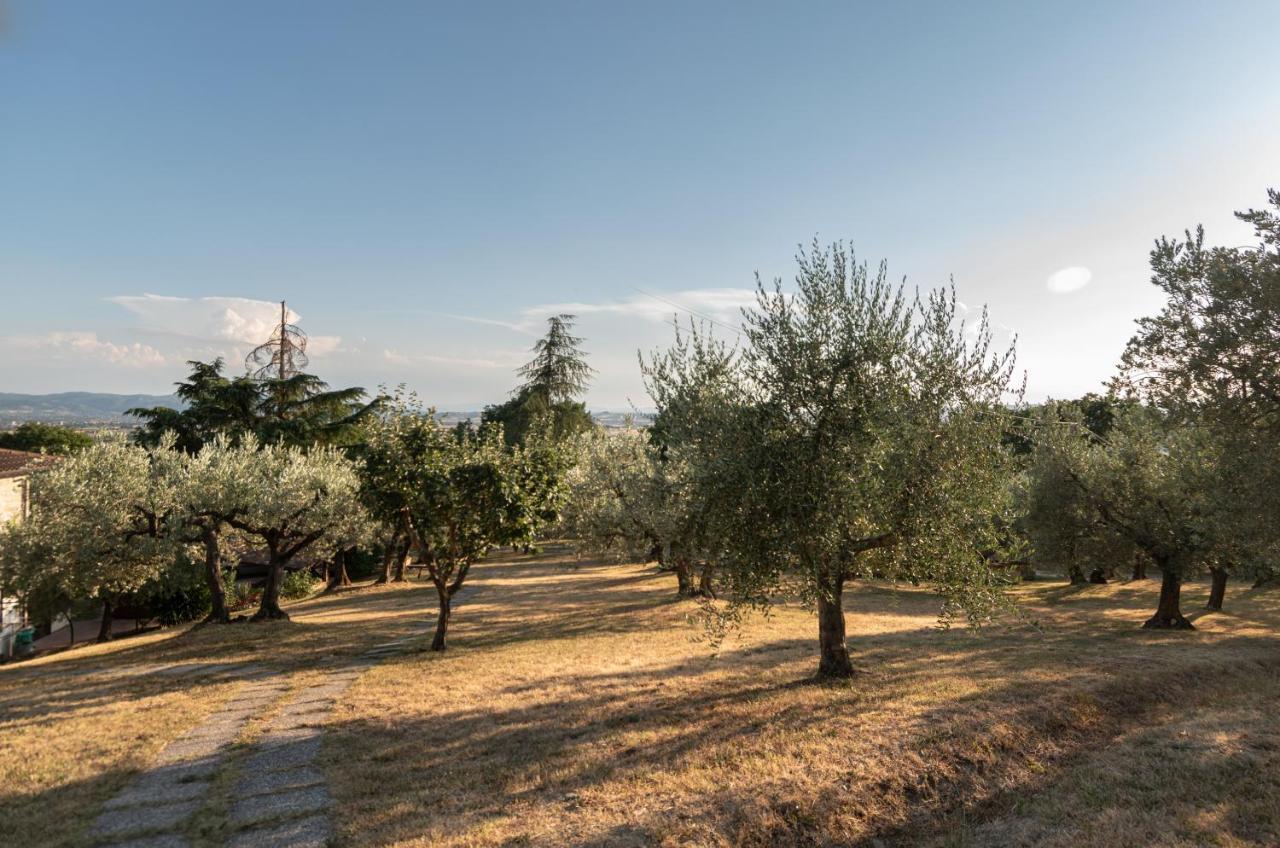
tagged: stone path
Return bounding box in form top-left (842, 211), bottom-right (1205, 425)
top-left (91, 671), bottom-right (290, 847)
top-left (89, 621), bottom-right (437, 847)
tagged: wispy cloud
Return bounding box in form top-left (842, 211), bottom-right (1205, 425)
top-left (5, 331), bottom-right (167, 367)
top-left (1046, 266), bottom-right (1093, 294)
top-left (432, 288), bottom-right (760, 336)
top-left (522, 288), bottom-right (757, 327)
top-left (382, 349), bottom-right (525, 369)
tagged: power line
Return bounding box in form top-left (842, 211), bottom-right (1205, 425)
top-left (631, 287), bottom-right (745, 337)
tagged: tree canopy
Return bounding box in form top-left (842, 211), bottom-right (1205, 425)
top-left (483, 314), bottom-right (596, 446)
top-left (0, 422), bottom-right (93, 455)
top-left (361, 392), bottom-right (568, 649)
top-left (129, 358), bottom-right (378, 453)
top-left (644, 243), bottom-right (1019, 677)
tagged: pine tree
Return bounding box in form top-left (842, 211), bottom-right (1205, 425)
top-left (518, 314), bottom-right (594, 404)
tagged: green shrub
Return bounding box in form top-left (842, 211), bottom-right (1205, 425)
top-left (280, 569), bottom-right (319, 601)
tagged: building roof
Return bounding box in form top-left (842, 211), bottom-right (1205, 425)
top-left (0, 448), bottom-right (61, 480)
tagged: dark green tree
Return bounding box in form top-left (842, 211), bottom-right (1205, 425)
top-left (1113, 188), bottom-right (1280, 599)
top-left (130, 358), bottom-right (378, 453)
top-left (0, 422), bottom-right (93, 454)
top-left (519, 314), bottom-right (594, 403)
top-left (482, 314), bottom-right (596, 446)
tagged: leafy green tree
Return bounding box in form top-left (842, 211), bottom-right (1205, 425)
top-left (482, 314), bottom-right (595, 446)
top-left (0, 422), bottom-right (93, 454)
top-left (362, 394), bottom-right (566, 650)
top-left (204, 438), bottom-right (368, 620)
top-left (1027, 407), bottom-right (1230, 628)
top-left (1113, 188), bottom-right (1280, 597)
top-left (130, 358), bottom-right (378, 452)
top-left (481, 387), bottom-right (594, 447)
top-left (561, 427), bottom-right (715, 597)
top-left (646, 244), bottom-right (1019, 678)
top-left (0, 440), bottom-right (174, 641)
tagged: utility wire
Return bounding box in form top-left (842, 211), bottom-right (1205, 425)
top-left (631, 287), bottom-right (745, 337)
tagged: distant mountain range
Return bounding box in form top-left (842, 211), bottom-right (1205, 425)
top-left (0, 392), bottom-right (652, 428)
top-left (0, 392), bottom-right (183, 425)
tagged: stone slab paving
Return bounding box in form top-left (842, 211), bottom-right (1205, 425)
top-left (218, 635), bottom-right (431, 846)
top-left (90, 670), bottom-right (285, 847)
top-left (109, 835), bottom-right (193, 848)
top-left (224, 815), bottom-right (330, 848)
top-left (223, 679), bottom-right (355, 846)
top-left (91, 598), bottom-right (456, 848)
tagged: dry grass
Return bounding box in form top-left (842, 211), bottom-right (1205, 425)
top-left (3, 550), bottom-right (1278, 847)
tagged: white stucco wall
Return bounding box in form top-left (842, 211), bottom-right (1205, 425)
top-left (0, 476), bottom-right (28, 656)
top-left (0, 476), bottom-right (26, 525)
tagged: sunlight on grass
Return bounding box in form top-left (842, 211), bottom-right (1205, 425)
top-left (2, 551), bottom-right (1278, 847)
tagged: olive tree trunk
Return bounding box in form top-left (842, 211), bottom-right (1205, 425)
top-left (1131, 554), bottom-right (1148, 581)
top-left (202, 528), bottom-right (231, 624)
top-left (431, 587), bottom-right (452, 651)
top-left (96, 595), bottom-right (114, 643)
top-left (1206, 567), bottom-right (1228, 611)
top-left (696, 563), bottom-right (716, 599)
top-left (325, 548), bottom-right (352, 593)
top-left (252, 550), bottom-right (290, 621)
top-left (1143, 560), bottom-right (1193, 629)
top-left (816, 572), bottom-right (854, 678)
top-left (673, 557), bottom-right (693, 597)
top-left (374, 542), bottom-right (394, 584)
top-left (392, 537), bottom-right (410, 583)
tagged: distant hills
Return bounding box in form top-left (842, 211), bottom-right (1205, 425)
top-left (0, 391), bottom-right (652, 428)
top-left (0, 392), bottom-right (183, 425)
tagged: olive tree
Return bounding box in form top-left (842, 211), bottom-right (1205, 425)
top-left (0, 440), bottom-right (174, 641)
top-left (647, 244), bottom-right (1019, 678)
top-left (1027, 407), bottom-right (1227, 628)
top-left (195, 438), bottom-right (366, 621)
top-left (561, 427), bottom-right (715, 597)
top-left (1114, 188), bottom-right (1280, 596)
top-left (362, 395), bottom-right (566, 650)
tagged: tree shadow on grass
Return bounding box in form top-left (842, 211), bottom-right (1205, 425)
top-left (325, 622), bottom-right (1280, 847)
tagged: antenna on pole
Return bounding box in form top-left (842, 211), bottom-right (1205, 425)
top-left (246, 300), bottom-right (309, 380)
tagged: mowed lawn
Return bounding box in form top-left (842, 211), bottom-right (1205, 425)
top-left (3, 550), bottom-right (1279, 848)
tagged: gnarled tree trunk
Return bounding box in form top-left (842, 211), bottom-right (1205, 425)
top-left (673, 557), bottom-right (693, 597)
top-left (1143, 560), bottom-right (1192, 629)
top-left (97, 594), bottom-right (114, 643)
top-left (1131, 553), bottom-right (1148, 581)
top-left (1206, 567), bottom-right (1228, 611)
top-left (374, 534), bottom-right (400, 584)
top-left (325, 548), bottom-right (352, 593)
top-left (431, 587), bottom-right (452, 651)
top-left (202, 527), bottom-right (231, 624)
top-left (392, 536), bottom-right (411, 583)
top-left (696, 562), bottom-right (716, 599)
top-left (1068, 563), bottom-right (1087, 585)
top-left (816, 571), bottom-right (854, 678)
top-left (252, 548), bottom-right (290, 621)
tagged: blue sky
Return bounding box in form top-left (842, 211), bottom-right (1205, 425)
top-left (2, 2), bottom-right (1277, 408)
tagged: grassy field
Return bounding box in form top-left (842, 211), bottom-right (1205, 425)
top-left (2, 550), bottom-right (1278, 847)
